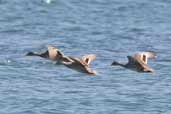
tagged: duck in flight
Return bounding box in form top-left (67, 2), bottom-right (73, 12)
top-left (111, 51), bottom-right (156, 72)
top-left (26, 45), bottom-right (97, 74)
top-left (26, 45), bottom-right (62, 61)
top-left (59, 53), bottom-right (97, 74)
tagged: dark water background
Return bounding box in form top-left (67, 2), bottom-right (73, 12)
top-left (0, 0), bottom-right (171, 114)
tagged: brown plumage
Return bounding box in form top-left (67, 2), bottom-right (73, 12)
top-left (26, 45), bottom-right (97, 74)
top-left (26, 45), bottom-right (62, 61)
top-left (60, 54), bottom-right (97, 74)
top-left (111, 51), bottom-right (156, 72)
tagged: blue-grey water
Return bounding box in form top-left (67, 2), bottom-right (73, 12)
top-left (0, 0), bottom-right (171, 114)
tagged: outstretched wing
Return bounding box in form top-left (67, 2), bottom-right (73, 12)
top-left (61, 56), bottom-right (75, 63)
top-left (80, 54), bottom-right (96, 66)
top-left (127, 55), bottom-right (154, 72)
top-left (133, 51), bottom-right (156, 64)
top-left (47, 45), bottom-right (65, 61)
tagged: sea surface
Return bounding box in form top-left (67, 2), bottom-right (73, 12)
top-left (0, 0), bottom-right (171, 114)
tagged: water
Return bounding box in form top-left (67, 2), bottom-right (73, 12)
top-left (0, 0), bottom-right (171, 114)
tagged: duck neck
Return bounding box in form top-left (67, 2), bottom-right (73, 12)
top-left (26, 52), bottom-right (40, 56)
top-left (26, 51), bottom-right (49, 59)
top-left (39, 51), bottom-right (49, 58)
top-left (111, 61), bottom-right (126, 67)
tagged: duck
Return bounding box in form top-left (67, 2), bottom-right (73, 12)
top-left (111, 51), bottom-right (156, 72)
top-left (59, 54), bottom-right (97, 74)
top-left (26, 45), bottom-right (97, 74)
top-left (26, 45), bottom-right (63, 61)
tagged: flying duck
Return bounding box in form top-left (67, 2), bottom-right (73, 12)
top-left (26, 45), bottom-right (97, 74)
top-left (26, 45), bottom-right (62, 61)
top-left (111, 51), bottom-right (156, 72)
top-left (60, 54), bottom-right (97, 74)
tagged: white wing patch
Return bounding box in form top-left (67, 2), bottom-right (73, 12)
top-left (81, 54), bottom-right (96, 65)
top-left (133, 51), bottom-right (156, 64)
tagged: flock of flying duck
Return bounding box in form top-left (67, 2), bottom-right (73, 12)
top-left (26, 45), bottom-right (157, 75)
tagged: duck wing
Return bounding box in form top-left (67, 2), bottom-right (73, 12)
top-left (133, 51), bottom-right (156, 64)
top-left (127, 55), bottom-right (154, 72)
top-left (131, 51), bottom-right (156, 72)
top-left (80, 54), bottom-right (96, 66)
top-left (47, 45), bottom-right (66, 61)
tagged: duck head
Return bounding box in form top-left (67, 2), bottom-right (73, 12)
top-left (111, 61), bottom-right (121, 66)
top-left (26, 52), bottom-right (36, 56)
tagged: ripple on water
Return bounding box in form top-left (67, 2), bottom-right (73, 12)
top-left (0, 0), bottom-right (171, 114)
